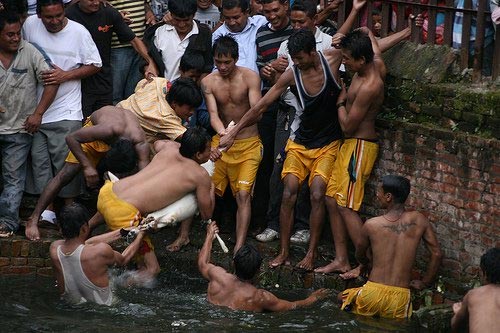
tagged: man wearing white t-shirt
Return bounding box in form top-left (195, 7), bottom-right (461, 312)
top-left (22, 0), bottom-right (101, 224)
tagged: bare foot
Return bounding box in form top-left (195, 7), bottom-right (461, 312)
top-left (269, 254), bottom-right (290, 268)
top-left (296, 253), bottom-right (316, 271)
top-left (314, 259), bottom-right (351, 274)
top-left (339, 266), bottom-right (361, 280)
top-left (166, 237), bottom-right (190, 252)
top-left (25, 219), bottom-right (40, 241)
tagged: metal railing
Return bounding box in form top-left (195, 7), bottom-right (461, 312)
top-left (322, 0), bottom-right (499, 81)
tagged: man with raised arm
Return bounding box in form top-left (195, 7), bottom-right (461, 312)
top-left (340, 175), bottom-right (442, 319)
top-left (198, 221), bottom-right (329, 312)
top-left (201, 35), bottom-right (262, 254)
top-left (50, 202), bottom-right (146, 306)
top-left (97, 126), bottom-right (215, 284)
top-left (25, 105), bottom-right (150, 241)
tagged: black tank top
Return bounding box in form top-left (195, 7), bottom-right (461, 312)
top-left (291, 51), bottom-right (343, 149)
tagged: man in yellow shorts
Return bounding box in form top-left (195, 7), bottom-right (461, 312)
top-left (97, 127), bottom-right (215, 285)
top-left (339, 175), bottom-right (441, 319)
top-left (25, 105), bottom-right (150, 240)
top-left (202, 36), bottom-right (262, 254)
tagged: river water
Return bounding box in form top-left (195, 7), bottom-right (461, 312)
top-left (1, 271), bottom-right (424, 332)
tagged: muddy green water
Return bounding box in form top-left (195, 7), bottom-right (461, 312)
top-left (1, 271), bottom-right (425, 332)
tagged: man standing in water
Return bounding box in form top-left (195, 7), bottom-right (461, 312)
top-left (50, 202), bottom-right (146, 305)
top-left (451, 247), bottom-right (500, 333)
top-left (198, 222), bottom-right (329, 311)
top-left (340, 175), bottom-right (442, 319)
top-left (201, 35), bottom-right (262, 254)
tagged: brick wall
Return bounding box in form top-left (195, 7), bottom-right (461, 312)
top-left (361, 119), bottom-right (499, 290)
top-left (0, 238), bottom-right (53, 276)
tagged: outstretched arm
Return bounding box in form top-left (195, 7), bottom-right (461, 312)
top-left (196, 173), bottom-right (215, 221)
top-left (130, 37), bottom-right (159, 79)
top-left (451, 295), bottom-right (469, 332)
top-left (113, 231), bottom-right (146, 266)
top-left (258, 288), bottom-right (330, 312)
top-left (198, 222), bottom-right (225, 280)
top-left (336, 0), bottom-right (367, 37)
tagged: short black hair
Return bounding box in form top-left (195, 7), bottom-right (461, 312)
top-left (179, 127), bottom-right (211, 158)
top-left (291, 0), bottom-right (317, 19)
top-left (480, 248), bottom-right (500, 284)
top-left (0, 0), bottom-right (28, 16)
top-left (339, 29), bottom-right (374, 63)
top-left (36, 0), bottom-right (63, 15)
top-left (97, 139), bottom-right (138, 177)
top-left (59, 203), bottom-right (90, 239)
top-left (233, 244), bottom-right (263, 280)
top-left (288, 29), bottom-right (316, 56)
top-left (167, 77), bottom-right (203, 108)
top-left (0, 10), bottom-right (20, 32)
top-left (381, 175), bottom-right (411, 204)
top-left (168, 0), bottom-right (197, 18)
top-left (222, 0), bottom-right (249, 12)
top-left (261, 0), bottom-right (287, 4)
top-left (212, 35), bottom-right (239, 59)
top-left (179, 51), bottom-right (206, 73)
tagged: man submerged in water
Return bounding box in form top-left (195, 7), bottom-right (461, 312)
top-left (198, 222), bottom-right (329, 311)
top-left (50, 202), bottom-right (145, 306)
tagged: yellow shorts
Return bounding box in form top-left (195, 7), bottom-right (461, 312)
top-left (326, 139), bottom-right (378, 211)
top-left (211, 135), bottom-right (262, 196)
top-left (282, 139), bottom-right (340, 186)
top-left (65, 118), bottom-right (110, 167)
top-left (341, 281), bottom-right (412, 319)
top-left (97, 181), bottom-right (154, 262)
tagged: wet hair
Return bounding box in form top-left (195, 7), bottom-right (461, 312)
top-left (480, 248), bottom-right (500, 284)
top-left (179, 127), bottom-right (211, 158)
top-left (222, 0), bottom-right (249, 12)
top-left (97, 139), bottom-right (138, 176)
top-left (168, 0), bottom-right (197, 18)
top-left (166, 77), bottom-right (203, 108)
top-left (288, 29), bottom-right (316, 56)
top-left (179, 51), bottom-right (206, 73)
top-left (381, 175), bottom-right (411, 204)
top-left (58, 203), bottom-right (90, 239)
top-left (212, 35), bottom-right (239, 59)
top-left (339, 29), bottom-right (374, 63)
top-left (234, 244), bottom-right (263, 280)
top-left (36, 0), bottom-right (63, 14)
top-left (0, 10), bottom-right (20, 31)
top-left (291, 0), bottom-right (317, 19)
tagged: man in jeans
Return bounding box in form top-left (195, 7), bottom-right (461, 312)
top-left (0, 11), bottom-right (58, 237)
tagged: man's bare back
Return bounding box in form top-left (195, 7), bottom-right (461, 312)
top-left (453, 285), bottom-right (500, 333)
top-left (113, 140), bottom-right (212, 214)
top-left (90, 106), bottom-right (147, 146)
top-left (362, 210), bottom-right (438, 288)
top-left (202, 66), bottom-right (261, 139)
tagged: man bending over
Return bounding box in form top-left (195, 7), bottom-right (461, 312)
top-left (97, 126), bottom-right (215, 284)
top-left (198, 222), bottom-right (329, 312)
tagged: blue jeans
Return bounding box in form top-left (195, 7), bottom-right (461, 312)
top-left (0, 133), bottom-right (32, 232)
top-left (111, 46), bottom-right (143, 104)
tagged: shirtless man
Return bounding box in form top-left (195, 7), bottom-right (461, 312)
top-left (97, 127), bottom-right (215, 283)
top-left (340, 175), bottom-right (442, 319)
top-left (50, 202), bottom-right (146, 305)
top-left (201, 35), bottom-right (262, 253)
top-left (198, 221), bottom-right (329, 312)
top-left (451, 248), bottom-right (500, 333)
top-left (25, 105), bottom-right (150, 241)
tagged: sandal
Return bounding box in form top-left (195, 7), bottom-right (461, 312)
top-left (0, 223), bottom-right (14, 238)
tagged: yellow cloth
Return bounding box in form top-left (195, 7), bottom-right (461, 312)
top-left (117, 78), bottom-right (186, 143)
top-left (282, 139), bottom-right (340, 186)
top-left (211, 135), bottom-right (262, 196)
top-left (97, 181), bottom-right (154, 262)
top-left (341, 281), bottom-right (412, 319)
top-left (65, 118), bottom-right (110, 166)
top-left (326, 138), bottom-right (379, 211)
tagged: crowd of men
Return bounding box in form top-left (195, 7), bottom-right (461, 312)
top-left (1, 0), bottom-right (498, 328)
